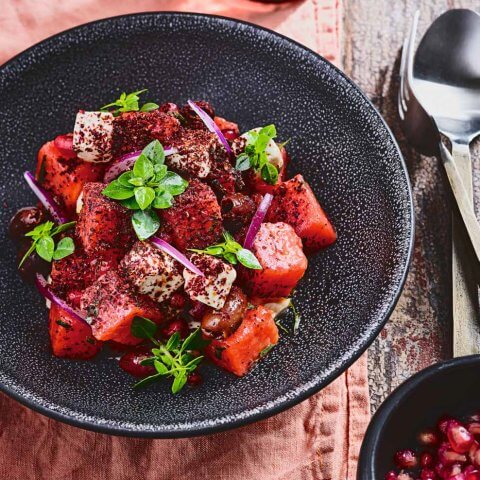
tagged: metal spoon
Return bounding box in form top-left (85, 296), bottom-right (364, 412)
top-left (408, 9), bottom-right (480, 355)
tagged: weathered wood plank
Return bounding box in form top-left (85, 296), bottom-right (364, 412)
top-left (342, 0), bottom-right (480, 410)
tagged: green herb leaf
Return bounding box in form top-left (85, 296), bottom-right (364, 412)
top-left (133, 154), bottom-right (154, 180)
top-left (120, 197), bottom-right (141, 210)
top-left (131, 316), bottom-right (157, 340)
top-left (131, 209), bottom-right (160, 240)
top-left (261, 162), bottom-right (279, 185)
top-left (172, 373), bottom-right (187, 394)
top-left (140, 102), bottom-right (160, 112)
top-left (142, 140), bottom-right (165, 166)
top-left (166, 332), bottom-right (180, 351)
top-left (100, 89), bottom-right (149, 115)
top-left (18, 241), bottom-right (37, 268)
top-left (152, 190), bottom-right (173, 209)
top-left (133, 373), bottom-right (163, 389)
top-left (158, 172), bottom-right (188, 195)
top-left (117, 171), bottom-right (134, 187)
top-left (102, 180), bottom-right (135, 200)
top-left (237, 248), bottom-right (262, 269)
top-left (134, 186), bottom-right (156, 210)
top-left (128, 177), bottom-right (145, 187)
top-left (190, 231), bottom-right (262, 270)
top-left (154, 164), bottom-right (168, 181)
top-left (52, 237), bottom-right (75, 260)
top-left (52, 221), bottom-right (76, 236)
top-left (259, 344), bottom-right (274, 358)
top-left (154, 360), bottom-right (169, 375)
top-left (36, 236), bottom-right (55, 262)
top-left (235, 153), bottom-right (251, 171)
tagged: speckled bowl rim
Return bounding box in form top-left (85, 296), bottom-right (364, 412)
top-left (0, 11), bottom-right (414, 438)
top-left (357, 355), bottom-right (480, 479)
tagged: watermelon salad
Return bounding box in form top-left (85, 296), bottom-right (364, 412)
top-left (8, 90), bottom-right (336, 393)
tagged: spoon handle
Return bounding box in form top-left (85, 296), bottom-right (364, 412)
top-left (450, 141), bottom-right (480, 357)
top-left (439, 142), bottom-right (480, 262)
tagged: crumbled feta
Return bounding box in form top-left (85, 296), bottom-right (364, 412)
top-left (120, 241), bottom-right (184, 303)
top-left (183, 254), bottom-right (236, 310)
top-left (73, 111), bottom-right (114, 163)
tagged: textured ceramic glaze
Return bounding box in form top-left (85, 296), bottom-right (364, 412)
top-left (0, 13), bottom-right (413, 437)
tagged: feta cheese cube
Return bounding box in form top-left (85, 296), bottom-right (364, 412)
top-left (183, 254), bottom-right (236, 310)
top-left (120, 241), bottom-right (184, 303)
top-left (73, 111), bottom-right (114, 163)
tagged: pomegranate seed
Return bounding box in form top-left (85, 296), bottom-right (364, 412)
top-left (466, 471), bottom-right (480, 480)
top-left (419, 429), bottom-right (441, 447)
top-left (439, 417), bottom-right (459, 435)
top-left (119, 349), bottom-right (156, 378)
top-left (384, 471), bottom-right (397, 480)
top-left (438, 444), bottom-right (468, 465)
top-left (436, 462), bottom-right (446, 477)
top-left (189, 300), bottom-right (207, 320)
top-left (161, 318), bottom-right (190, 339)
top-left (394, 450), bottom-right (418, 469)
top-left (448, 424), bottom-right (475, 453)
top-left (422, 452), bottom-right (435, 468)
top-left (469, 424), bottom-right (480, 436)
top-left (222, 129), bottom-right (239, 141)
top-left (420, 468), bottom-right (436, 480)
top-left (187, 372), bottom-right (202, 386)
top-left (169, 292), bottom-right (187, 310)
top-left (464, 466), bottom-right (476, 475)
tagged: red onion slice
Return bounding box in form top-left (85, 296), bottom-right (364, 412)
top-left (35, 274), bottom-right (89, 326)
top-left (24, 171), bottom-right (69, 224)
top-left (187, 100), bottom-right (233, 156)
top-left (243, 193), bottom-right (273, 249)
top-left (103, 147), bottom-right (178, 183)
top-left (151, 236), bottom-right (204, 277)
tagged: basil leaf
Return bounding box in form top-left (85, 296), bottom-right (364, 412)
top-left (131, 316), bottom-right (157, 340)
top-left (131, 209), bottom-right (160, 240)
top-left (166, 332), bottom-right (180, 351)
top-left (133, 373), bottom-right (163, 389)
top-left (140, 102), bottom-right (159, 112)
top-left (140, 357), bottom-right (156, 366)
top-left (261, 162), bottom-right (279, 185)
top-left (133, 154), bottom-right (154, 180)
top-left (117, 171), bottom-right (134, 187)
top-left (120, 197), bottom-right (141, 210)
top-left (154, 360), bottom-right (169, 375)
top-left (171, 373), bottom-right (187, 394)
top-left (185, 356), bottom-right (204, 372)
top-left (25, 221), bottom-right (54, 238)
top-left (18, 241), bottom-right (37, 268)
top-left (52, 236), bottom-right (75, 260)
top-left (51, 221), bottom-right (76, 236)
top-left (152, 191), bottom-right (173, 209)
top-left (259, 124), bottom-right (277, 140)
top-left (128, 177), bottom-right (145, 187)
top-left (158, 172), bottom-right (188, 195)
top-left (102, 180), bottom-right (135, 200)
top-left (237, 248), bottom-right (262, 269)
top-left (154, 164), bottom-right (168, 181)
top-left (36, 236), bottom-right (55, 262)
top-left (235, 153), bottom-right (251, 171)
top-left (142, 140), bottom-right (165, 166)
top-left (135, 186), bottom-right (156, 210)
top-left (223, 252), bottom-right (238, 265)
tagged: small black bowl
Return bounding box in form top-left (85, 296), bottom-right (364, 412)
top-left (358, 355), bottom-right (480, 479)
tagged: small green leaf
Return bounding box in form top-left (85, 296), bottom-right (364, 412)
top-left (117, 171), bottom-right (134, 187)
top-left (259, 124), bottom-right (277, 140)
top-left (154, 360), bottom-right (169, 375)
top-left (139, 357), bottom-right (156, 366)
top-left (133, 154), bottom-right (154, 180)
top-left (235, 153), bottom-right (251, 171)
top-left (142, 140), bottom-right (165, 166)
top-left (132, 209), bottom-right (160, 240)
top-left (120, 197), bottom-right (141, 210)
top-left (172, 372), bottom-right (188, 394)
top-left (130, 316), bottom-right (157, 340)
top-left (25, 221), bottom-right (54, 238)
top-left (140, 102), bottom-right (159, 112)
top-left (135, 186), bottom-right (156, 210)
top-left (102, 180), bottom-right (135, 200)
top-left (52, 237), bottom-right (75, 260)
top-left (237, 248), bottom-right (262, 269)
top-left (36, 236), bottom-right (55, 262)
top-left (153, 164), bottom-right (168, 181)
top-left (223, 252), bottom-right (238, 265)
top-left (51, 221), bottom-right (76, 236)
top-left (128, 177), bottom-right (145, 187)
top-left (259, 344), bottom-right (274, 358)
top-left (166, 332), bottom-right (180, 351)
top-left (261, 162), bottom-right (279, 185)
top-left (181, 329), bottom-right (201, 352)
top-left (152, 190), bottom-right (173, 209)
top-left (18, 241), bottom-right (37, 268)
top-left (133, 373), bottom-right (163, 389)
top-left (158, 172), bottom-right (188, 195)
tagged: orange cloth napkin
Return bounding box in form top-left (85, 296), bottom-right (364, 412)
top-left (0, 1), bottom-right (370, 479)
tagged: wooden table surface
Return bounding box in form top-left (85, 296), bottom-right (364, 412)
top-left (343, 0), bottom-right (480, 410)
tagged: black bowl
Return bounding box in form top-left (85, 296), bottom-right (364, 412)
top-left (0, 12), bottom-right (413, 437)
top-left (358, 355), bottom-right (480, 479)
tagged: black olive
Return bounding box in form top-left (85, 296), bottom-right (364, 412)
top-left (8, 206), bottom-right (45, 241)
top-left (16, 242), bottom-right (50, 283)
